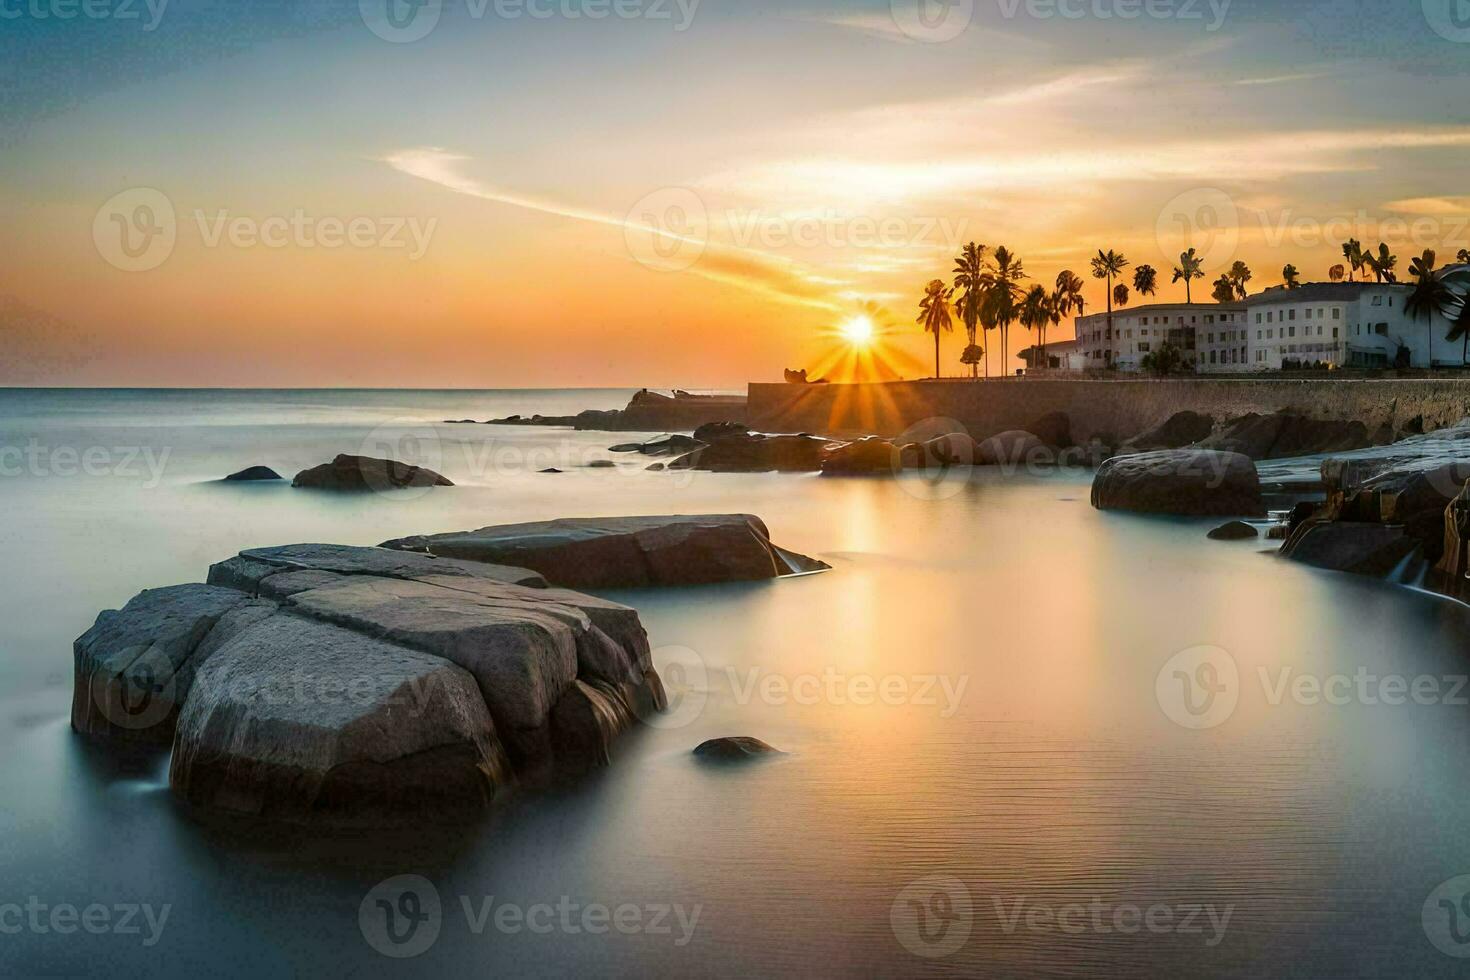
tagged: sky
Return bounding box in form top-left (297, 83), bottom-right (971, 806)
top-left (2, 0), bottom-right (1468, 387)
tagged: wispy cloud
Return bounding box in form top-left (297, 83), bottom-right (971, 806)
top-left (1382, 196), bottom-right (1470, 216)
top-left (383, 148), bottom-right (846, 313)
top-left (1233, 69), bottom-right (1338, 86)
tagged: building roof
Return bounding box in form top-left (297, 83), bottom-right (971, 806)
top-left (1243, 281), bottom-right (1408, 306)
top-left (1078, 302), bottom-right (1243, 319)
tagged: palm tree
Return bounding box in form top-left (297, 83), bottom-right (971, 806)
top-left (1133, 264), bottom-right (1159, 298)
top-left (1113, 283), bottom-right (1130, 309)
top-left (986, 246), bottom-right (1027, 375)
top-left (1458, 249), bottom-right (1470, 265)
top-left (918, 279), bottom-right (954, 379)
top-left (1019, 285), bottom-right (1052, 374)
top-left (1091, 249), bottom-right (1129, 351)
top-left (1342, 239), bottom-right (1366, 282)
top-left (1367, 242), bottom-right (1398, 283)
top-left (1211, 274), bottom-right (1236, 305)
top-left (1227, 260), bottom-right (1253, 301)
top-left (1282, 264), bottom-right (1302, 289)
top-left (1329, 264), bottom-right (1347, 283)
top-left (1049, 270), bottom-right (1086, 372)
top-left (1171, 248), bottom-right (1204, 303)
top-left (952, 242), bottom-right (989, 379)
top-left (1403, 250), bottom-right (1455, 364)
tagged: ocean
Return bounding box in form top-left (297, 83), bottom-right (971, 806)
top-left (2, 387), bottom-right (1469, 978)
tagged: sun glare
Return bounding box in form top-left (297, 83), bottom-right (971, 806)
top-left (841, 315), bottom-right (876, 346)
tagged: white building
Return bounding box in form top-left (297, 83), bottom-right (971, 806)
top-left (1019, 339), bottom-right (1085, 373)
top-left (1073, 303), bottom-right (1247, 372)
top-left (1242, 282), bottom-right (1460, 370)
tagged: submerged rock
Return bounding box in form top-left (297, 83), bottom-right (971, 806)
top-left (976, 430), bottom-right (1049, 467)
top-left (223, 466), bottom-right (283, 482)
top-left (73, 544), bottom-right (666, 825)
top-left (292, 454), bottom-right (453, 492)
top-left (382, 514), bottom-right (830, 588)
top-left (1279, 522), bottom-right (1418, 576)
top-left (1091, 450), bottom-right (1265, 517)
top-left (1207, 520), bottom-right (1259, 541)
top-left (669, 431), bottom-right (832, 473)
top-left (609, 434), bottom-right (702, 456)
top-left (693, 737), bottom-right (784, 760)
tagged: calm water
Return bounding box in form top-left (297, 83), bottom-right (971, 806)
top-left (3, 388), bottom-right (1470, 978)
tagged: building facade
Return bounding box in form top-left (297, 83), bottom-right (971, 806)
top-left (1073, 303), bottom-right (1245, 372)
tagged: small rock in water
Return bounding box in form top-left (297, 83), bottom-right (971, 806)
top-left (588, 460), bottom-right (617, 468)
top-left (693, 737), bottom-right (784, 761)
top-left (1208, 521), bottom-right (1259, 541)
top-left (223, 466), bottom-right (283, 482)
top-left (646, 463), bottom-right (665, 471)
top-left (539, 468), bottom-right (563, 474)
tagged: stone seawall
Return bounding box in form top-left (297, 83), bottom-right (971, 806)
top-left (747, 379), bottom-right (1470, 443)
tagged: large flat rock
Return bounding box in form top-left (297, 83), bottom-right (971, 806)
top-left (382, 514), bottom-right (830, 588)
top-left (1091, 450), bottom-right (1265, 517)
top-left (169, 612), bottom-right (508, 824)
top-left (73, 543), bottom-right (669, 825)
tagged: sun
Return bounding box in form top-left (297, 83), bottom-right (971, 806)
top-left (840, 314), bottom-right (876, 346)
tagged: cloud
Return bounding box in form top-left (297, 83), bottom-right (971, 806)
top-left (1382, 196), bottom-right (1470, 217)
top-left (383, 148), bottom-right (845, 313)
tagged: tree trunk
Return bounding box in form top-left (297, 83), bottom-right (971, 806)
top-left (934, 331), bottom-right (940, 380)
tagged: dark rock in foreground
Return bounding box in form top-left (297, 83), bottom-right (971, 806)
top-left (223, 466), bottom-right (283, 482)
top-left (609, 434), bottom-right (702, 456)
top-left (1208, 520), bottom-right (1259, 541)
top-left (292, 454), bottom-right (453, 492)
top-left (1091, 450), bottom-right (1265, 517)
top-left (73, 544), bottom-right (665, 824)
top-left (383, 515), bottom-right (829, 589)
top-left (1279, 522), bottom-right (1417, 576)
top-left (693, 737), bottom-right (784, 760)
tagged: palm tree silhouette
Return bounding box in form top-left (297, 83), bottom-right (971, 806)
top-left (1133, 264), bottom-right (1159, 298)
top-left (1211, 275), bottom-right (1236, 305)
top-left (1367, 243), bottom-right (1398, 283)
top-left (1406, 250), bottom-right (1455, 362)
top-left (1342, 239), bottom-right (1366, 282)
top-left (1329, 264), bottom-right (1347, 283)
top-left (1171, 248), bottom-right (1204, 303)
top-left (1020, 285), bottom-right (1052, 373)
top-left (1282, 264), bottom-right (1302, 289)
top-left (1050, 270), bottom-right (1086, 371)
top-left (1091, 249), bottom-right (1129, 358)
top-left (986, 247), bottom-right (1027, 376)
top-left (1458, 249), bottom-right (1470, 265)
top-left (919, 279), bottom-right (955, 380)
top-left (1113, 284), bottom-right (1130, 309)
top-left (952, 242), bottom-right (989, 379)
top-left (1227, 261), bottom-right (1253, 300)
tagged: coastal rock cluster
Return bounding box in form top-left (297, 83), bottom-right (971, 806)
top-left (71, 516), bottom-right (827, 824)
top-left (221, 454), bottom-right (455, 491)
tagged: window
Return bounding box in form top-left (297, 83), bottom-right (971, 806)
top-left (1333, 328), bottom-right (1339, 338)
top-left (1138, 342), bottom-right (1150, 353)
top-left (1257, 330), bottom-right (1263, 340)
top-left (1305, 308), bottom-right (1312, 320)
top-left (1256, 313), bottom-right (1263, 324)
top-left (1289, 310), bottom-right (1297, 321)
top-left (1210, 351), bottom-right (1217, 364)
top-left (1375, 323), bottom-right (1389, 335)
top-left (1289, 326), bottom-right (1296, 338)
top-left (1333, 308), bottom-right (1342, 319)
top-left (1372, 296), bottom-right (1383, 307)
top-left (1268, 312), bottom-right (1275, 323)
top-left (1268, 329), bottom-right (1274, 339)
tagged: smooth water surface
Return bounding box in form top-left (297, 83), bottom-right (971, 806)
top-left (2, 388), bottom-right (1469, 978)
